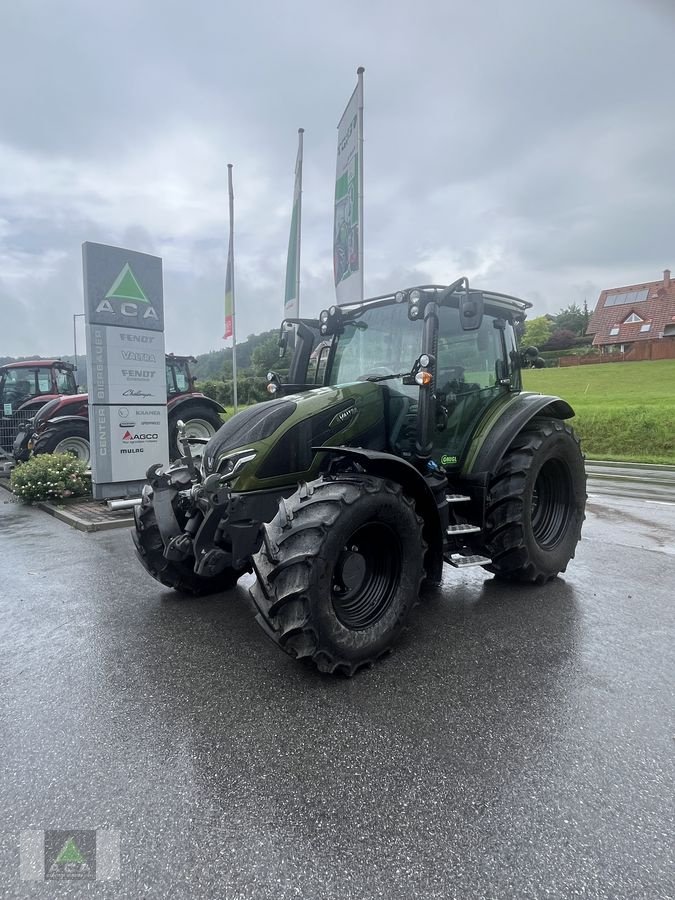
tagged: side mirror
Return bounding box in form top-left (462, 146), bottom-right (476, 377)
top-left (278, 328), bottom-right (288, 358)
top-left (460, 291), bottom-right (484, 331)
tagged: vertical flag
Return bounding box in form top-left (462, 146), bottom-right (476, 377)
top-left (334, 66), bottom-right (364, 304)
top-left (284, 128), bottom-right (304, 319)
top-left (223, 163), bottom-right (238, 411)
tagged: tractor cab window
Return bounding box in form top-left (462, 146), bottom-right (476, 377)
top-left (166, 361), bottom-right (189, 394)
top-left (307, 341), bottom-right (331, 385)
top-left (329, 303), bottom-right (421, 389)
top-left (55, 370), bottom-right (77, 394)
top-left (0, 368), bottom-right (34, 404)
top-left (433, 306), bottom-right (511, 467)
top-left (37, 369), bottom-right (52, 392)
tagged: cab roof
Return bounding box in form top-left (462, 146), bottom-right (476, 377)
top-left (0, 359), bottom-right (73, 371)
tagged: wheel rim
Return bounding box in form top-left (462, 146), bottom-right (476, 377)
top-left (53, 436), bottom-right (90, 463)
top-left (531, 459), bottom-right (573, 549)
top-left (331, 523), bottom-right (401, 630)
top-left (182, 418), bottom-right (217, 441)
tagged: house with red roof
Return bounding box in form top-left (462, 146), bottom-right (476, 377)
top-left (587, 269), bottom-right (675, 353)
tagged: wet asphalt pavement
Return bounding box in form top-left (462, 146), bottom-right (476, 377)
top-left (0, 479), bottom-right (673, 899)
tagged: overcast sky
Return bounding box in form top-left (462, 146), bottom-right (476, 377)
top-left (2, 0), bottom-right (674, 357)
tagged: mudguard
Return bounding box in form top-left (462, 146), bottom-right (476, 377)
top-left (463, 392), bottom-right (575, 476)
top-left (167, 394), bottom-right (226, 414)
top-left (313, 445), bottom-right (444, 583)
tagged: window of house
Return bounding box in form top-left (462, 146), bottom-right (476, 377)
top-left (640, 323), bottom-right (651, 333)
top-left (623, 313), bottom-right (643, 324)
top-left (609, 326), bottom-right (620, 336)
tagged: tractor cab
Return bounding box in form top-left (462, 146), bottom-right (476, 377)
top-left (271, 281), bottom-right (532, 473)
top-left (165, 354), bottom-right (197, 397)
top-left (0, 360), bottom-right (77, 455)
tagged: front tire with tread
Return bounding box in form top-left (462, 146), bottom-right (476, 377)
top-left (250, 475), bottom-right (426, 675)
top-left (482, 418), bottom-right (586, 583)
top-left (132, 502), bottom-right (243, 596)
top-left (33, 419), bottom-right (91, 463)
top-left (168, 403), bottom-right (223, 460)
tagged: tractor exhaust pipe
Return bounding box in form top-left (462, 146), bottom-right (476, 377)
top-left (107, 498), bottom-right (142, 511)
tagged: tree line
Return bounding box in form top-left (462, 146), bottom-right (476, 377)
top-left (521, 302), bottom-right (592, 353)
top-left (2, 301), bottom-right (593, 404)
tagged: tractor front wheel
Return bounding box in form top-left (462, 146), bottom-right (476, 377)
top-left (33, 419), bottom-right (91, 464)
top-left (483, 418), bottom-right (586, 583)
top-left (168, 404), bottom-right (224, 460)
top-left (250, 475), bottom-right (425, 675)
top-left (132, 502), bottom-right (244, 595)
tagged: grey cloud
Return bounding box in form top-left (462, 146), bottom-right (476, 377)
top-left (1, 0), bottom-right (674, 357)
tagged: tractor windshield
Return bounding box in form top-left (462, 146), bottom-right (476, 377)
top-left (0, 365), bottom-right (64, 406)
top-left (329, 303), bottom-right (422, 386)
top-left (166, 360), bottom-right (190, 395)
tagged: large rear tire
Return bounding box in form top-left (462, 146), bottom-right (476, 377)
top-left (168, 404), bottom-right (223, 460)
top-left (483, 418), bottom-right (586, 583)
top-left (33, 419), bottom-right (91, 464)
top-left (250, 475), bottom-right (425, 675)
top-left (132, 501), bottom-right (243, 596)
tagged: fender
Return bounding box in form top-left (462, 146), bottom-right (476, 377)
top-left (463, 392), bottom-right (575, 476)
top-left (167, 394), bottom-right (226, 414)
top-left (313, 445), bottom-right (444, 583)
top-left (42, 414), bottom-right (90, 428)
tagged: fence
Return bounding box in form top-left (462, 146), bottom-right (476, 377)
top-left (0, 410), bottom-right (35, 455)
top-left (559, 338), bottom-right (675, 367)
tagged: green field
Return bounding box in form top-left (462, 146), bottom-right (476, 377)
top-left (522, 359), bottom-right (675, 464)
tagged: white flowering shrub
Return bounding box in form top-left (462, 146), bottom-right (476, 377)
top-left (10, 453), bottom-right (91, 503)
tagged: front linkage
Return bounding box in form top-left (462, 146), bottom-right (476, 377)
top-left (133, 426), bottom-right (281, 595)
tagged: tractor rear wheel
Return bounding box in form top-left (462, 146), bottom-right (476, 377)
top-left (483, 418), bottom-right (586, 583)
top-left (132, 501), bottom-right (243, 595)
top-left (33, 419), bottom-right (91, 463)
top-left (250, 475), bottom-right (425, 675)
top-left (168, 404), bottom-right (223, 460)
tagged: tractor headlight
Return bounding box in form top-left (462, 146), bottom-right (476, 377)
top-left (214, 449), bottom-right (257, 480)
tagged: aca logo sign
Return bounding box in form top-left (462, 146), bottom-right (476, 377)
top-left (95, 263), bottom-right (159, 321)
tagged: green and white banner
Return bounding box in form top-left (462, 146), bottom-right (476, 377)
top-left (284, 129), bottom-right (304, 319)
top-left (334, 69), bottom-right (364, 304)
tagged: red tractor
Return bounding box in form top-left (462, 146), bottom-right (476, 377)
top-left (0, 359), bottom-right (78, 457)
top-left (13, 354), bottom-right (225, 464)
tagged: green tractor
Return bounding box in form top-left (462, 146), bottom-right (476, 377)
top-left (133, 278), bottom-right (586, 674)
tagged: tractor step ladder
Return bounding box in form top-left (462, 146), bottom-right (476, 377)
top-left (446, 523), bottom-right (481, 535)
top-left (446, 494), bottom-right (471, 503)
top-left (446, 552), bottom-right (492, 568)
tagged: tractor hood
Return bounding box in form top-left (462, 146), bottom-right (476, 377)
top-left (201, 382), bottom-right (389, 491)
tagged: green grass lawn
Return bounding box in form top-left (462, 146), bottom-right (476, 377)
top-left (523, 359), bottom-right (675, 464)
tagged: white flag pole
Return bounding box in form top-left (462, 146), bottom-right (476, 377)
top-left (296, 128), bottom-right (304, 316)
top-left (227, 163), bottom-right (238, 413)
top-left (357, 66), bottom-right (365, 302)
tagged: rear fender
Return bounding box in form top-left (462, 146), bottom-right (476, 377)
top-left (168, 394), bottom-right (226, 414)
top-left (464, 392), bottom-right (575, 476)
top-left (40, 414), bottom-right (89, 430)
top-left (314, 446), bottom-right (444, 583)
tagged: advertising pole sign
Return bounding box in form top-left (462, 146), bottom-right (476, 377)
top-left (83, 242), bottom-right (169, 500)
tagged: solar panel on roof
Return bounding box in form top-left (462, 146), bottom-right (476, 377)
top-left (604, 289), bottom-right (649, 307)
